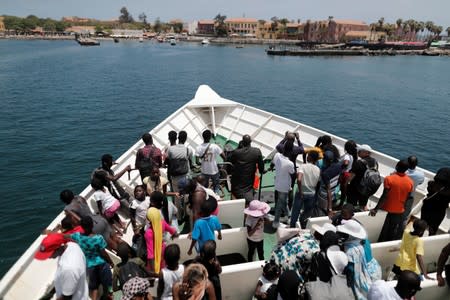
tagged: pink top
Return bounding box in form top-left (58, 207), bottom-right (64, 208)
top-left (144, 220), bottom-right (176, 263)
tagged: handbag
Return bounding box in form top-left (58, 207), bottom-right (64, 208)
top-left (305, 261), bottom-right (353, 300)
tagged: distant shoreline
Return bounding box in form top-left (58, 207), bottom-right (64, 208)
top-left (2, 35), bottom-right (449, 56)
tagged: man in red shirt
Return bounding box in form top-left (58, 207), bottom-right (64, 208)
top-left (135, 133), bottom-right (162, 183)
top-left (370, 159), bottom-right (413, 242)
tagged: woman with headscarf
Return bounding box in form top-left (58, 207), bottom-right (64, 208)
top-left (145, 207), bottom-right (178, 275)
top-left (337, 220), bottom-right (381, 300)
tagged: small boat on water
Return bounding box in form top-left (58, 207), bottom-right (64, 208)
top-left (76, 37), bottom-right (100, 46)
top-left (201, 38), bottom-right (210, 45)
top-left (139, 37), bottom-right (144, 43)
top-left (170, 38), bottom-right (176, 46)
top-left (0, 85), bottom-right (448, 299)
top-left (114, 38), bottom-right (119, 43)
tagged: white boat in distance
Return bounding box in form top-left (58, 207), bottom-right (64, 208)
top-left (201, 38), bottom-right (210, 45)
top-left (0, 85), bottom-right (447, 299)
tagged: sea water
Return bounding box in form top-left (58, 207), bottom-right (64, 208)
top-left (0, 39), bottom-right (449, 277)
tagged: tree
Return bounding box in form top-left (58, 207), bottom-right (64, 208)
top-left (376, 17), bottom-right (385, 31)
top-left (42, 18), bottom-right (56, 33)
top-left (172, 22), bottom-right (183, 33)
top-left (55, 21), bottom-right (69, 33)
top-left (138, 13), bottom-right (147, 24)
top-left (447, 27), bottom-right (450, 37)
top-left (3, 16), bottom-right (25, 33)
top-left (119, 6), bottom-right (134, 23)
top-left (153, 17), bottom-right (162, 33)
top-left (95, 24), bottom-right (104, 34)
top-left (434, 25), bottom-right (443, 38)
top-left (214, 14), bottom-right (227, 37)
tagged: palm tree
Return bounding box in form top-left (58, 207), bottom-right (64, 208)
top-left (434, 25), bottom-right (443, 39)
top-left (395, 18), bottom-right (403, 40)
top-left (369, 23), bottom-right (377, 41)
top-left (377, 17), bottom-right (385, 31)
top-left (425, 21), bottom-right (434, 40)
top-left (417, 21), bottom-right (425, 41)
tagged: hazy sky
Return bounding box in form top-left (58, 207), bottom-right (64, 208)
top-left (1, 0), bottom-right (449, 27)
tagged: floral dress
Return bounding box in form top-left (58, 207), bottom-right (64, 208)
top-left (270, 231), bottom-right (319, 279)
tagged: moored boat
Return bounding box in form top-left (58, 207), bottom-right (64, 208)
top-left (76, 37), bottom-right (100, 46)
top-left (0, 85), bottom-right (447, 299)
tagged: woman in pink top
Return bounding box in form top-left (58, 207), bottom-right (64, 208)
top-left (145, 207), bottom-right (178, 275)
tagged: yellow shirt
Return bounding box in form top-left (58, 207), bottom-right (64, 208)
top-left (395, 230), bottom-right (424, 274)
top-left (304, 147), bottom-right (324, 159)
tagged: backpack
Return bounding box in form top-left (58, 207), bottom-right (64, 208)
top-left (137, 147), bottom-right (155, 180)
top-left (357, 159), bottom-right (382, 197)
top-left (118, 260), bottom-right (148, 287)
top-left (170, 147), bottom-right (189, 176)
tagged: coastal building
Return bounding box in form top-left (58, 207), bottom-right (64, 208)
top-left (303, 20), bottom-right (329, 42)
top-left (111, 29), bottom-right (144, 38)
top-left (285, 23), bottom-right (303, 39)
top-left (328, 19), bottom-right (369, 42)
top-left (0, 17), bottom-right (5, 33)
top-left (65, 26), bottom-right (96, 35)
top-left (256, 21), bottom-right (278, 39)
top-left (62, 16), bottom-right (94, 23)
top-left (197, 20), bottom-right (215, 35)
top-left (303, 19), bottom-right (369, 42)
top-left (186, 21), bottom-right (198, 35)
top-left (225, 18), bottom-right (258, 37)
top-left (344, 30), bottom-right (386, 42)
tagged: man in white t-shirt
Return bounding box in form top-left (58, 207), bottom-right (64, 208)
top-left (34, 235), bottom-right (89, 300)
top-left (195, 129), bottom-right (226, 194)
top-left (290, 150), bottom-right (321, 228)
top-left (269, 140), bottom-right (295, 228)
top-left (368, 270), bottom-right (421, 300)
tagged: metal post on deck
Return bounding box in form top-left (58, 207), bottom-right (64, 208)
top-left (210, 106), bottom-right (216, 136)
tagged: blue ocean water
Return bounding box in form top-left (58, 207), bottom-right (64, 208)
top-left (0, 39), bottom-right (449, 277)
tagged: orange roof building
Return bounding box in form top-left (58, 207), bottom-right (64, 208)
top-left (225, 18), bottom-right (258, 36)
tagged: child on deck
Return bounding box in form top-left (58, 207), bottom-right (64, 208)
top-left (157, 244), bottom-right (185, 300)
top-left (130, 185), bottom-right (151, 233)
top-left (145, 207), bottom-right (179, 275)
top-left (91, 177), bottom-right (124, 231)
top-left (392, 219), bottom-right (432, 280)
top-left (244, 200), bottom-right (270, 262)
top-left (112, 242), bottom-right (150, 291)
top-left (188, 200), bottom-right (222, 256)
top-left (253, 261), bottom-right (281, 300)
top-left (194, 240), bottom-right (223, 300)
top-left (66, 216), bottom-right (114, 300)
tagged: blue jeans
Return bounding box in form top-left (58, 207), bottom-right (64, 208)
top-left (203, 172), bottom-right (220, 194)
top-left (273, 191), bottom-right (289, 227)
top-left (298, 194), bottom-right (317, 228)
top-left (291, 193), bottom-right (316, 228)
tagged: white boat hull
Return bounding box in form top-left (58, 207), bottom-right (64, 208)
top-left (0, 85), bottom-right (447, 299)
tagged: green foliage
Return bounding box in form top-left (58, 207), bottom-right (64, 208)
top-left (172, 22), bottom-right (183, 33)
top-left (214, 14), bottom-right (227, 37)
top-left (153, 18), bottom-right (162, 33)
top-left (2, 15), bottom-right (68, 33)
top-left (119, 6), bottom-right (134, 23)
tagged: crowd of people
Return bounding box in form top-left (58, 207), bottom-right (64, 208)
top-left (33, 129), bottom-right (450, 300)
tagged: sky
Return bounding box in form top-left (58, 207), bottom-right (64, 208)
top-left (1, 0), bottom-right (449, 28)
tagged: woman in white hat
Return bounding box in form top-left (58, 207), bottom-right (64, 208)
top-left (310, 231), bottom-right (348, 283)
top-left (337, 220), bottom-right (381, 300)
top-left (244, 200), bottom-right (270, 261)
